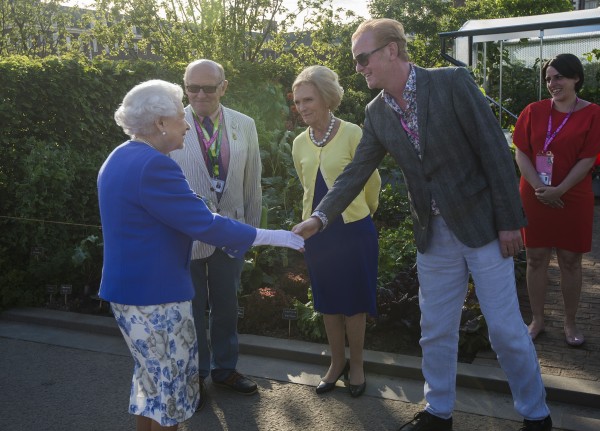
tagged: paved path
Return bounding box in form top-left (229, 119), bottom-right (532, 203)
top-left (0, 208), bottom-right (598, 431)
top-left (524, 203), bottom-right (600, 380)
top-left (1, 309), bottom-right (599, 430)
top-left (475, 204), bottom-right (600, 383)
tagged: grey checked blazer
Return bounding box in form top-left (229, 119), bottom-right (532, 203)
top-left (170, 104), bottom-right (262, 259)
top-left (316, 66), bottom-right (526, 253)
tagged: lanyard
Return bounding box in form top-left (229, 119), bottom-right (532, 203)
top-left (193, 110), bottom-right (224, 178)
top-left (544, 97), bottom-right (578, 152)
top-left (400, 115), bottom-right (419, 141)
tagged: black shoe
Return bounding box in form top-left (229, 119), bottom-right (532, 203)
top-left (213, 371), bottom-right (258, 395)
top-left (348, 380), bottom-right (366, 397)
top-left (348, 365), bottom-right (366, 398)
top-left (196, 379), bottom-right (207, 412)
top-left (316, 361), bottom-right (349, 394)
top-left (398, 411), bottom-right (453, 431)
top-left (520, 416), bottom-right (552, 431)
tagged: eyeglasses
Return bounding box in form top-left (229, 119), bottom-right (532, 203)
top-left (185, 81), bottom-right (223, 94)
top-left (352, 43), bottom-right (389, 67)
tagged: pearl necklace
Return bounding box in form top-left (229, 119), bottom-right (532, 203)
top-left (309, 112), bottom-right (336, 147)
top-left (135, 137), bottom-right (158, 151)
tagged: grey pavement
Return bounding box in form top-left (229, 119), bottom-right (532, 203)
top-left (510, 205), bottom-right (600, 383)
top-left (1, 207), bottom-right (598, 431)
top-left (1, 307), bottom-right (600, 431)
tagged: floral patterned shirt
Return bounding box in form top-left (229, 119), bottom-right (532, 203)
top-left (382, 64), bottom-right (440, 215)
top-left (383, 64), bottom-right (420, 157)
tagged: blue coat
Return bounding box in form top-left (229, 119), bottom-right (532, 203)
top-left (97, 141), bottom-right (257, 305)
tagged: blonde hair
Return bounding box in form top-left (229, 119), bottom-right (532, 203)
top-left (352, 18), bottom-right (409, 62)
top-left (292, 65), bottom-right (344, 111)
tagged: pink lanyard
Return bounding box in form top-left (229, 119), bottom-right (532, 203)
top-left (193, 110), bottom-right (223, 152)
top-left (400, 115), bottom-right (419, 141)
top-left (544, 97), bottom-right (578, 152)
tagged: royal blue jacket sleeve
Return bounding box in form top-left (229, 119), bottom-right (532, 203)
top-left (98, 142), bottom-right (256, 305)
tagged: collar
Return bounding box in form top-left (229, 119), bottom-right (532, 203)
top-left (382, 63), bottom-right (416, 111)
top-left (191, 104), bottom-right (223, 124)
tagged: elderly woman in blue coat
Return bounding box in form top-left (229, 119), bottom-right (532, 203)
top-left (97, 79), bottom-right (303, 431)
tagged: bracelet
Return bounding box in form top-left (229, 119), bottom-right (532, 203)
top-left (311, 210), bottom-right (328, 231)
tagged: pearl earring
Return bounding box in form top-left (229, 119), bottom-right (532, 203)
top-left (162, 131), bottom-right (166, 135)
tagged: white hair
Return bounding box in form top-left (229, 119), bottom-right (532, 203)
top-left (114, 79), bottom-right (184, 136)
top-left (184, 59), bottom-right (226, 83)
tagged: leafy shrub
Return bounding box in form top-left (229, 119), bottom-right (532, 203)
top-left (374, 265), bottom-right (421, 337)
top-left (293, 289), bottom-right (326, 342)
top-left (374, 183), bottom-right (417, 286)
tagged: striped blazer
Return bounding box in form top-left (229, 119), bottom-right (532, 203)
top-left (170, 104), bottom-right (262, 260)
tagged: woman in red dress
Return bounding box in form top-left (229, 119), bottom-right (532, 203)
top-left (513, 53), bottom-right (600, 346)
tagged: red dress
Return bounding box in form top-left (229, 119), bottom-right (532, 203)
top-left (513, 99), bottom-right (600, 252)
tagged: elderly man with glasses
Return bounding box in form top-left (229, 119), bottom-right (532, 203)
top-left (170, 59), bottom-right (262, 408)
top-left (293, 18), bottom-right (552, 431)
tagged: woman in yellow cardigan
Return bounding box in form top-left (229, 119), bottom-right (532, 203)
top-left (292, 65), bottom-right (381, 398)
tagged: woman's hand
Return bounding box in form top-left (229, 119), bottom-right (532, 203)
top-left (534, 186), bottom-right (564, 208)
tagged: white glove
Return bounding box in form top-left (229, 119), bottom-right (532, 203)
top-left (253, 229), bottom-right (305, 250)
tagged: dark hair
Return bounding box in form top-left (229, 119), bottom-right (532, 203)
top-left (542, 53), bottom-right (585, 92)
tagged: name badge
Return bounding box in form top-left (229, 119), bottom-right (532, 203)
top-left (211, 178), bottom-right (225, 193)
top-left (535, 151), bottom-right (553, 186)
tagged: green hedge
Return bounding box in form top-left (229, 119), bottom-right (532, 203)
top-left (0, 54), bottom-right (412, 310)
top-left (0, 55), bottom-right (182, 307)
top-left (0, 54), bottom-right (321, 307)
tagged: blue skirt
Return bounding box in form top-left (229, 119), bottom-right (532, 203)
top-left (304, 171), bottom-right (378, 316)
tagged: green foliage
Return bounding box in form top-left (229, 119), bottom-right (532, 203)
top-left (72, 235), bottom-right (104, 289)
top-left (76, 0), bottom-right (298, 63)
top-left (581, 49), bottom-right (600, 105)
top-left (377, 226), bottom-right (417, 287)
top-left (373, 183), bottom-right (416, 286)
top-left (458, 282), bottom-right (492, 362)
top-left (368, 0), bottom-right (573, 69)
top-left (2, 2), bottom-right (570, 362)
top-left (368, 0), bottom-right (453, 67)
top-left (293, 289), bottom-right (327, 342)
top-left (449, 0), bottom-right (572, 29)
top-left (0, 0), bottom-right (79, 57)
top-left (0, 55), bottom-right (183, 308)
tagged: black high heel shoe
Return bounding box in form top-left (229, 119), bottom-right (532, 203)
top-left (316, 361), bottom-right (349, 394)
top-left (348, 368), bottom-right (366, 398)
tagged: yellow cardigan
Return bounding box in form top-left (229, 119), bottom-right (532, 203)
top-left (292, 120), bottom-right (381, 222)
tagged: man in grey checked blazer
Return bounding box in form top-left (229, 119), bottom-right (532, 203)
top-left (170, 59), bottom-right (262, 400)
top-left (293, 19), bottom-right (552, 431)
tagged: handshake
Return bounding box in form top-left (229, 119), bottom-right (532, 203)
top-left (252, 216), bottom-right (324, 252)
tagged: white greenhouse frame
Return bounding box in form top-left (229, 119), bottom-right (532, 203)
top-left (439, 8), bottom-right (600, 124)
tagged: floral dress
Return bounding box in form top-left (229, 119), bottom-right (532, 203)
top-left (111, 301), bottom-right (200, 426)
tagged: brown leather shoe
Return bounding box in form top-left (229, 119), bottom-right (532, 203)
top-left (213, 371), bottom-right (258, 395)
